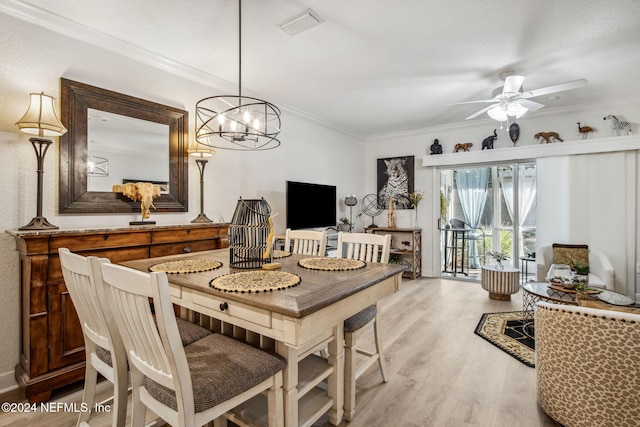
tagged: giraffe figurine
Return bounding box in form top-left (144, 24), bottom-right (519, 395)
top-left (387, 197), bottom-right (397, 228)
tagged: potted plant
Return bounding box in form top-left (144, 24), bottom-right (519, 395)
top-left (339, 217), bottom-right (351, 232)
top-left (488, 250), bottom-right (509, 270)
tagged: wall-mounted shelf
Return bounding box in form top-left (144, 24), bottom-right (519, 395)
top-left (421, 135), bottom-right (640, 168)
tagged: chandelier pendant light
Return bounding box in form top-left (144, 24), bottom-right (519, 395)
top-left (195, 0), bottom-right (281, 151)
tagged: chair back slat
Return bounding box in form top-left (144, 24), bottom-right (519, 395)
top-left (337, 232), bottom-right (391, 264)
top-left (59, 249), bottom-right (112, 351)
top-left (100, 263), bottom-right (186, 391)
top-left (285, 229), bottom-right (327, 256)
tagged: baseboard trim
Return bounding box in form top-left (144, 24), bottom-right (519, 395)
top-left (0, 369), bottom-right (19, 394)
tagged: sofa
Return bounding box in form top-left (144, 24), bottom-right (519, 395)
top-left (536, 244), bottom-right (615, 290)
top-left (535, 302), bottom-right (640, 426)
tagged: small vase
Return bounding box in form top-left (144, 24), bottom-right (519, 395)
top-left (496, 260), bottom-right (504, 270)
top-left (414, 206), bottom-right (419, 228)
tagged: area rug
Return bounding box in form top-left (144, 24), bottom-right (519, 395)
top-left (474, 311), bottom-right (535, 368)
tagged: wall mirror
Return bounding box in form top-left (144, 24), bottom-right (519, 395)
top-left (59, 78), bottom-right (188, 214)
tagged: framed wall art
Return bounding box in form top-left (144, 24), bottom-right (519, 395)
top-left (377, 155), bottom-right (414, 209)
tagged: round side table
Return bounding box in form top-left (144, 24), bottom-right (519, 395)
top-left (481, 265), bottom-right (520, 300)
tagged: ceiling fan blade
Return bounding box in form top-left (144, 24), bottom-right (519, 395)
top-left (448, 99), bottom-right (498, 105)
top-left (522, 79), bottom-right (587, 98)
top-left (517, 99), bottom-right (545, 111)
top-left (503, 75), bottom-right (525, 94)
top-left (465, 104), bottom-right (496, 120)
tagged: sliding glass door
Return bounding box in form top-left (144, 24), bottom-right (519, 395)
top-left (440, 162), bottom-right (536, 279)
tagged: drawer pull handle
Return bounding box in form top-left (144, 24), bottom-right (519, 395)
top-left (183, 247), bottom-right (191, 253)
top-left (219, 302), bottom-right (228, 311)
top-left (186, 229), bottom-right (191, 234)
top-left (103, 235), bottom-right (109, 240)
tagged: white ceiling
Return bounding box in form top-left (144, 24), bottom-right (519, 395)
top-left (6, 0), bottom-right (640, 138)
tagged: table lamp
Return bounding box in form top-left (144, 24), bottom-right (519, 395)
top-left (16, 92), bottom-right (67, 230)
top-left (187, 140), bottom-right (215, 223)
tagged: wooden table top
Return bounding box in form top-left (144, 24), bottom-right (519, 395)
top-left (122, 249), bottom-right (405, 319)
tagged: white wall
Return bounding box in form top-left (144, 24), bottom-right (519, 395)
top-left (364, 98), bottom-right (640, 296)
top-left (0, 13), bottom-right (364, 392)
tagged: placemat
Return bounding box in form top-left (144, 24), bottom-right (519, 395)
top-left (298, 257), bottom-right (366, 271)
top-left (272, 250), bottom-right (292, 259)
top-left (150, 259), bottom-right (222, 274)
top-left (210, 270), bottom-right (301, 293)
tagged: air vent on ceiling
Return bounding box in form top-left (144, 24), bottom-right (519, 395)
top-left (278, 9), bottom-right (324, 36)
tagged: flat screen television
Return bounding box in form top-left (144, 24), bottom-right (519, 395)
top-left (286, 181), bottom-right (336, 229)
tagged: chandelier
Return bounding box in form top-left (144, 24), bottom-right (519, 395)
top-left (195, 0), bottom-right (281, 151)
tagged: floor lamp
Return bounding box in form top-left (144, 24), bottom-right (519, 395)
top-left (16, 92), bottom-right (67, 230)
top-left (188, 141), bottom-right (215, 223)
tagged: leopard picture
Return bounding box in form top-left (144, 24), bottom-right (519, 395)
top-left (377, 156), bottom-right (414, 210)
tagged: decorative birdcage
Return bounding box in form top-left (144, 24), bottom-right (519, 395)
top-left (229, 198), bottom-right (272, 268)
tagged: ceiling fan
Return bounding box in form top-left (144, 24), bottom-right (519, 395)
top-left (455, 71), bottom-right (587, 122)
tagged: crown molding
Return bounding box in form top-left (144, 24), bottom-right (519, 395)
top-left (0, 0), bottom-right (365, 140)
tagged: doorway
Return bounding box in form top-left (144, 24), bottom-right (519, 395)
top-left (439, 162), bottom-right (537, 280)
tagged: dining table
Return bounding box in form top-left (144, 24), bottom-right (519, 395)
top-left (122, 248), bottom-right (405, 427)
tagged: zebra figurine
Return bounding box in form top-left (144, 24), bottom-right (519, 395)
top-left (603, 115), bottom-right (631, 136)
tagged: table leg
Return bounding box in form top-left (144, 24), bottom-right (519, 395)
top-left (277, 343), bottom-right (299, 427)
top-left (327, 324), bottom-right (344, 425)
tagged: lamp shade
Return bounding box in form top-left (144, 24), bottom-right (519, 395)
top-left (187, 140), bottom-right (216, 158)
top-left (16, 93), bottom-right (67, 137)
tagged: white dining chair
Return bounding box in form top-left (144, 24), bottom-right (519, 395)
top-left (284, 228), bottom-right (328, 256)
top-left (59, 248), bottom-right (128, 427)
top-left (59, 248), bottom-right (215, 426)
top-left (336, 231), bottom-right (391, 421)
top-left (99, 262), bottom-right (286, 427)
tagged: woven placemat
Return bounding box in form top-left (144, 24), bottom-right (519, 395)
top-left (298, 257), bottom-right (366, 271)
top-left (210, 270), bottom-right (301, 293)
top-left (150, 259), bottom-right (222, 274)
top-left (272, 250), bottom-right (292, 259)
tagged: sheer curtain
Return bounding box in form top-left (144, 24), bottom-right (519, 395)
top-left (499, 165), bottom-right (536, 257)
top-left (455, 168), bottom-right (489, 268)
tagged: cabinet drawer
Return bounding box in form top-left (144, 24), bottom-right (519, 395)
top-left (50, 231), bottom-right (151, 252)
top-left (152, 227), bottom-right (220, 244)
top-left (191, 290), bottom-right (271, 328)
top-left (150, 240), bottom-right (219, 257)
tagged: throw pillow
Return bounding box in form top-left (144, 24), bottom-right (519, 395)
top-left (552, 243), bottom-right (588, 271)
top-left (576, 293), bottom-right (640, 315)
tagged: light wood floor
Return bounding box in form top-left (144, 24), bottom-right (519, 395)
top-left (0, 277), bottom-right (558, 427)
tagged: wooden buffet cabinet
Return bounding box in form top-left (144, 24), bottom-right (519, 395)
top-left (7, 223), bottom-right (229, 403)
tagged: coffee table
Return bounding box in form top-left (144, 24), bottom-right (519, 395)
top-left (522, 282), bottom-right (634, 323)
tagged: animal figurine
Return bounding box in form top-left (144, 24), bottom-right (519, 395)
top-left (509, 123), bottom-right (520, 145)
top-left (481, 129), bottom-right (498, 150)
top-left (379, 158), bottom-right (411, 209)
top-left (454, 142), bottom-right (473, 152)
top-left (113, 182), bottom-right (161, 223)
top-left (603, 115), bottom-right (631, 136)
top-left (534, 132), bottom-right (564, 144)
top-left (576, 122), bottom-right (593, 140)
top-left (430, 138), bottom-right (443, 155)
top-left (387, 197), bottom-right (397, 228)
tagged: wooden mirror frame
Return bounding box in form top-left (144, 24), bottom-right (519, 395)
top-left (59, 78), bottom-right (188, 214)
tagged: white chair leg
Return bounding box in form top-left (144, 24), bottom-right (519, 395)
top-left (112, 357), bottom-right (129, 427)
top-left (130, 373), bottom-right (146, 427)
top-left (77, 362), bottom-right (97, 426)
top-left (373, 313), bottom-right (388, 383)
top-left (343, 330), bottom-right (357, 422)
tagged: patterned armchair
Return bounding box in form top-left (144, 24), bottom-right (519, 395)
top-left (535, 302), bottom-right (640, 427)
top-left (536, 244), bottom-right (615, 290)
